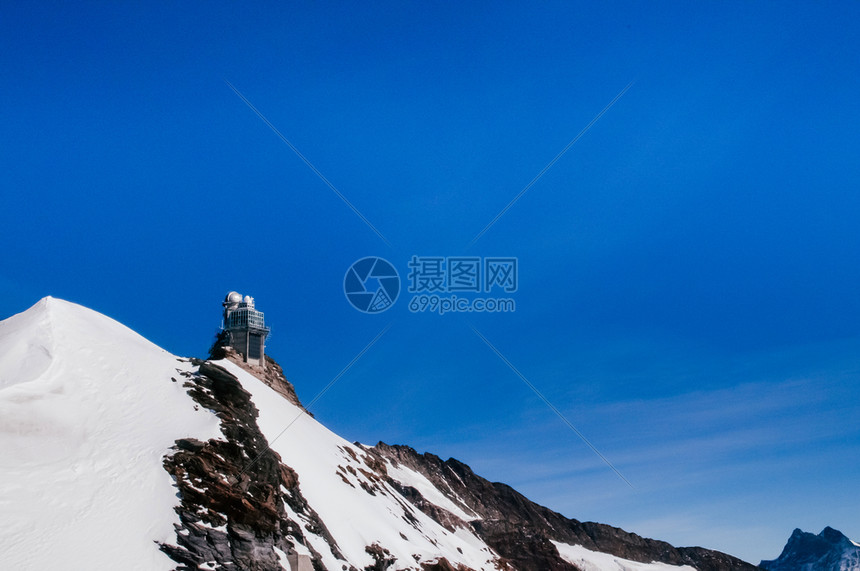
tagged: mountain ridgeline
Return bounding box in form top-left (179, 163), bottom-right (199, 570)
top-left (5, 298), bottom-right (842, 570)
top-left (151, 331), bottom-right (759, 570)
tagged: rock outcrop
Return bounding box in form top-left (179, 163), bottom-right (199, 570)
top-left (161, 360), bottom-right (332, 570)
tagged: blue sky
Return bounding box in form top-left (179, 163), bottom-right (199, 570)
top-left (2, 1), bottom-right (860, 563)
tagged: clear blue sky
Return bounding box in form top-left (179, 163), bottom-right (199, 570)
top-left (2, 1), bottom-right (859, 563)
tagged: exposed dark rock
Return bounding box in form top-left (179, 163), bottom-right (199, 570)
top-left (386, 478), bottom-right (469, 533)
top-left (208, 329), bottom-right (232, 361)
top-left (364, 543), bottom-right (397, 571)
top-left (160, 360), bottom-right (338, 570)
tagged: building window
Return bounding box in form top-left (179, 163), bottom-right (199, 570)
top-left (248, 333), bottom-right (262, 360)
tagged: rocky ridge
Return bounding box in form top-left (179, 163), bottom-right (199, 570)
top-left (161, 358), bottom-right (334, 570)
top-left (161, 349), bottom-right (761, 570)
top-left (366, 443), bottom-right (760, 571)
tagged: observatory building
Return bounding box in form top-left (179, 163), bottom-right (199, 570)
top-left (222, 291), bottom-right (269, 366)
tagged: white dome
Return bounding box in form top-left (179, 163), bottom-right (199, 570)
top-left (226, 291), bottom-right (243, 304)
top-left (243, 295), bottom-right (254, 307)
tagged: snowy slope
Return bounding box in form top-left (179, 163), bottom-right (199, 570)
top-left (0, 298), bottom-right (221, 570)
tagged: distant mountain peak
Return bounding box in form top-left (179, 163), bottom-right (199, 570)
top-left (761, 527), bottom-right (860, 571)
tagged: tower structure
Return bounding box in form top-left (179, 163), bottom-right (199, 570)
top-left (222, 291), bottom-right (269, 366)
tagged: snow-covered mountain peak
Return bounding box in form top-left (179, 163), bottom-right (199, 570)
top-left (0, 298), bottom-right (221, 570)
top-left (0, 296), bottom-right (58, 390)
top-left (0, 296), bottom-right (165, 389)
